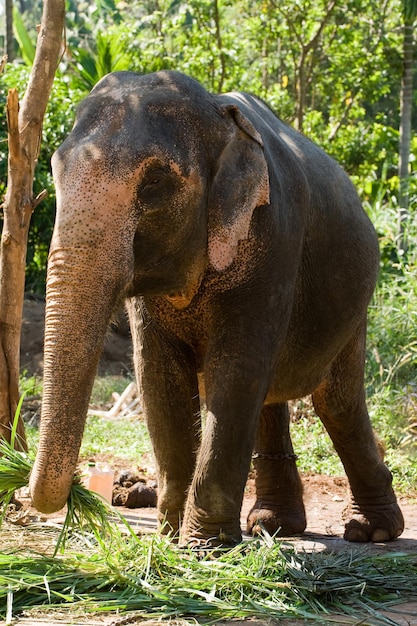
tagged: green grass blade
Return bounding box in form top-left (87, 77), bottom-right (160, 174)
top-left (9, 392), bottom-right (27, 449)
top-left (0, 439), bottom-right (33, 524)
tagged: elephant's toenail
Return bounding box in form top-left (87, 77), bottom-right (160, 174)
top-left (345, 527), bottom-right (368, 542)
top-left (371, 528), bottom-right (390, 542)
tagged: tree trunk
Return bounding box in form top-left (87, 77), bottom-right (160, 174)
top-left (275, 0), bottom-right (336, 132)
top-left (0, 0), bottom-right (65, 448)
top-left (294, 51), bottom-right (307, 132)
top-left (398, 20), bottom-right (414, 249)
top-left (5, 0), bottom-right (14, 61)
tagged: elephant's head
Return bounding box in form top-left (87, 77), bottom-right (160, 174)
top-left (29, 70), bottom-right (269, 513)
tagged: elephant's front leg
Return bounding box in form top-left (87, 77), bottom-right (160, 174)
top-left (180, 352), bottom-right (269, 547)
top-left (128, 301), bottom-right (200, 535)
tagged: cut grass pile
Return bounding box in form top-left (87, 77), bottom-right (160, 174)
top-left (1, 530), bottom-right (417, 625)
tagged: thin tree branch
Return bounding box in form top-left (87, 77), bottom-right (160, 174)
top-left (213, 0), bottom-right (226, 92)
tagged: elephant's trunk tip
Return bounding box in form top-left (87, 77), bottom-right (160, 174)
top-left (29, 467), bottom-right (72, 515)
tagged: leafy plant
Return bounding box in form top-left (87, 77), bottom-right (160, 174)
top-left (12, 7), bottom-right (36, 65)
top-left (69, 29), bottom-right (133, 91)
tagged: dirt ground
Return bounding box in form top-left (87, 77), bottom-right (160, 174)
top-left (20, 296), bottom-right (133, 378)
top-left (15, 297), bottom-right (417, 625)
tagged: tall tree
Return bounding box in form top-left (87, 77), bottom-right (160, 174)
top-left (398, 0), bottom-right (417, 245)
top-left (272, 0), bottom-right (336, 132)
top-left (0, 0), bottom-right (65, 447)
top-left (5, 0), bottom-right (15, 61)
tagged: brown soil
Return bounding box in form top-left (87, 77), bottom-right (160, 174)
top-left (21, 296), bottom-right (132, 377)
top-left (14, 297), bottom-right (417, 625)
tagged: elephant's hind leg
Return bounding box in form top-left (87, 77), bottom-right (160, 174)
top-left (312, 321), bottom-right (404, 542)
top-left (247, 403), bottom-right (306, 537)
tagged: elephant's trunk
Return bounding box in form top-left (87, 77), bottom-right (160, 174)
top-left (29, 244), bottom-right (130, 513)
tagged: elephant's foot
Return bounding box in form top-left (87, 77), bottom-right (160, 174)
top-left (156, 485), bottom-right (188, 539)
top-left (249, 450), bottom-right (305, 537)
top-left (247, 500), bottom-right (306, 537)
top-left (343, 496), bottom-right (404, 542)
top-left (179, 530), bottom-right (241, 551)
top-left (179, 510), bottom-right (242, 548)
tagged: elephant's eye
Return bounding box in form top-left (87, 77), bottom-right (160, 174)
top-left (145, 176), bottom-right (160, 187)
top-left (140, 167), bottom-right (168, 193)
top-left (138, 167), bottom-right (179, 207)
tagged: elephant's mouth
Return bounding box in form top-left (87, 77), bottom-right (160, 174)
top-left (165, 291), bottom-right (195, 309)
top-left (164, 269), bottom-right (204, 309)
top-left (127, 246), bottom-right (206, 308)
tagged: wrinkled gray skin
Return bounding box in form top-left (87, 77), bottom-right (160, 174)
top-left (29, 70), bottom-right (404, 547)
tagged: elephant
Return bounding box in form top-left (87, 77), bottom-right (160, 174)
top-left (29, 70), bottom-right (404, 547)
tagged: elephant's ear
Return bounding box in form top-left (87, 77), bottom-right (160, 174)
top-left (208, 104), bottom-right (270, 272)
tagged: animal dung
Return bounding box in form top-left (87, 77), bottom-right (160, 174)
top-left (112, 469), bottom-right (157, 508)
